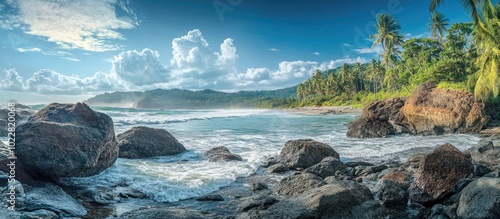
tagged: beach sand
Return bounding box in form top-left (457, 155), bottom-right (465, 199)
top-left (281, 106), bottom-right (362, 115)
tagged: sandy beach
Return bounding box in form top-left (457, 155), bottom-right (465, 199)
top-left (281, 106), bottom-right (362, 115)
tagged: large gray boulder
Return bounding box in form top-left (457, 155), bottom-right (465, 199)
top-left (409, 143), bottom-right (473, 204)
top-left (457, 177), bottom-right (500, 219)
top-left (203, 146), bottom-right (243, 162)
top-left (273, 173), bottom-right (324, 195)
top-left (262, 180), bottom-right (374, 218)
top-left (117, 126), bottom-right (186, 159)
top-left (467, 139), bottom-right (500, 169)
top-left (15, 103), bottom-right (118, 179)
top-left (278, 139), bottom-right (339, 169)
top-left (304, 156), bottom-right (347, 178)
top-left (20, 183), bottom-right (87, 217)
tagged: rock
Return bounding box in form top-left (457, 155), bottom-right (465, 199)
top-left (347, 97), bottom-right (408, 138)
top-left (196, 194), bottom-right (224, 201)
top-left (119, 207), bottom-right (205, 219)
top-left (15, 103), bottom-right (118, 179)
top-left (468, 139), bottom-right (500, 169)
top-left (236, 195), bottom-right (278, 219)
top-left (265, 163), bottom-right (288, 173)
top-left (273, 173), bottom-right (324, 195)
top-left (457, 177), bottom-right (500, 219)
top-left (357, 164), bottom-right (387, 176)
top-left (203, 146), bottom-right (243, 162)
top-left (117, 126), bottom-right (186, 159)
top-left (379, 171), bottom-right (411, 190)
top-left (0, 158), bottom-right (38, 185)
top-left (400, 81), bottom-right (488, 135)
top-left (347, 119), bottom-right (395, 138)
top-left (409, 143), bottom-right (473, 204)
top-left (248, 182), bottom-right (267, 191)
top-left (263, 180), bottom-right (373, 218)
top-left (375, 180), bottom-right (408, 207)
top-left (474, 163), bottom-right (493, 176)
top-left (429, 204), bottom-right (458, 219)
top-left (278, 139), bottom-right (339, 169)
top-left (304, 156), bottom-right (347, 178)
top-left (21, 183), bottom-right (87, 217)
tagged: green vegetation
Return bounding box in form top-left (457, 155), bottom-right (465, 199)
top-left (292, 0), bottom-right (499, 108)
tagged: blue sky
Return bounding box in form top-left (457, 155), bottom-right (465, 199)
top-left (0, 0), bottom-right (479, 103)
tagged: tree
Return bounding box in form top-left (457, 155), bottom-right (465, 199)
top-left (469, 1), bottom-right (500, 100)
top-left (430, 0), bottom-right (484, 29)
top-left (371, 13), bottom-right (405, 69)
top-left (367, 59), bottom-right (384, 93)
top-left (428, 11), bottom-right (450, 43)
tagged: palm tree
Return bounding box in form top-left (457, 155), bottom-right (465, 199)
top-left (430, 0), bottom-right (484, 26)
top-left (428, 11), bottom-right (450, 43)
top-left (371, 13), bottom-right (405, 69)
top-left (367, 59), bottom-right (384, 93)
top-left (469, 1), bottom-right (500, 100)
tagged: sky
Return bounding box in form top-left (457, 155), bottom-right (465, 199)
top-left (0, 0), bottom-right (478, 104)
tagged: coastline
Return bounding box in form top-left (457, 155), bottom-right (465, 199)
top-left (280, 106), bottom-right (362, 115)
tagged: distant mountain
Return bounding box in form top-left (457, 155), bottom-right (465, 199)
top-left (84, 87), bottom-right (297, 109)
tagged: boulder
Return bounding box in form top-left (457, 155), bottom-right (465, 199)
top-left (195, 194), bottom-right (224, 201)
top-left (236, 194), bottom-right (279, 219)
top-left (347, 119), bottom-right (395, 138)
top-left (400, 81), bottom-right (488, 135)
top-left (468, 139), bottom-right (500, 169)
top-left (278, 139), bottom-right (339, 169)
top-left (347, 97), bottom-right (407, 138)
top-left (304, 156), bottom-right (347, 178)
top-left (262, 180), bottom-right (374, 218)
top-left (21, 183), bottom-right (87, 217)
top-left (409, 143), bottom-right (473, 204)
top-left (119, 207), bottom-right (205, 219)
top-left (15, 103), bottom-right (118, 179)
top-left (379, 171), bottom-right (411, 190)
top-left (376, 180), bottom-right (408, 207)
top-left (273, 173), bottom-right (324, 195)
top-left (265, 163), bottom-right (288, 173)
top-left (457, 177), bottom-right (500, 219)
top-left (203, 146), bottom-right (243, 162)
top-left (117, 126), bottom-right (186, 159)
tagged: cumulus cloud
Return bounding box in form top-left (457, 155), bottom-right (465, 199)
top-left (355, 44), bottom-right (384, 54)
top-left (3, 0), bottom-right (137, 52)
top-left (111, 48), bottom-right (169, 86)
top-left (0, 69), bottom-right (24, 92)
top-left (0, 29), bottom-right (370, 95)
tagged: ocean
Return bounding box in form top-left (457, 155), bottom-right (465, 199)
top-left (2, 107), bottom-right (480, 203)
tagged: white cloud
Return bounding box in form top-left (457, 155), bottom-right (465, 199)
top-left (355, 44), bottom-right (384, 54)
top-left (3, 0), bottom-right (137, 52)
top-left (269, 48), bottom-right (280, 52)
top-left (16, 47), bottom-right (41, 52)
top-left (313, 52), bottom-right (320, 56)
top-left (111, 48), bottom-right (169, 86)
top-left (62, 57), bottom-right (80, 62)
top-left (0, 69), bottom-right (24, 92)
top-left (0, 29), bottom-right (371, 97)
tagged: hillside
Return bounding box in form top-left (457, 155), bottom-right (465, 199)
top-left (84, 87), bottom-right (297, 109)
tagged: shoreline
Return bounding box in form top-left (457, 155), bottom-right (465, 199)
top-left (280, 106), bottom-right (362, 115)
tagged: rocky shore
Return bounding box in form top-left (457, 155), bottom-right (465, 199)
top-left (1, 82), bottom-right (500, 219)
top-left (281, 106), bottom-right (362, 115)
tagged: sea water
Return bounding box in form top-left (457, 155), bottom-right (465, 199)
top-left (2, 107), bottom-right (480, 202)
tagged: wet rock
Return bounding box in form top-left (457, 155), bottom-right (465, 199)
top-left (375, 180), bottom-right (408, 207)
top-left (429, 204), bottom-right (458, 219)
top-left (357, 164), bottom-right (388, 176)
top-left (265, 163), bottom-right (288, 173)
top-left (117, 126), bottom-right (186, 159)
top-left (400, 81), bottom-right (488, 135)
top-left (379, 171), bottom-right (411, 190)
top-left (196, 194), bottom-right (224, 201)
top-left (457, 177), bottom-right (500, 219)
top-left (21, 183), bottom-right (87, 217)
top-left (468, 139), bottom-right (500, 169)
top-left (474, 163), bottom-right (493, 177)
top-left (278, 139), bottom-right (339, 169)
top-left (263, 180), bottom-right (374, 218)
top-left (119, 207), bottom-right (205, 219)
top-left (273, 173), bottom-right (324, 195)
top-left (409, 143), bottom-right (473, 204)
top-left (347, 119), bottom-right (395, 138)
top-left (15, 103), bottom-right (118, 179)
top-left (347, 97), bottom-right (408, 138)
top-left (248, 182), bottom-right (267, 191)
top-left (203, 146), bottom-right (243, 162)
top-left (0, 104), bottom-right (36, 137)
top-left (236, 194), bottom-right (278, 219)
top-left (304, 156), bottom-right (347, 178)
top-left (19, 209), bottom-right (59, 219)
